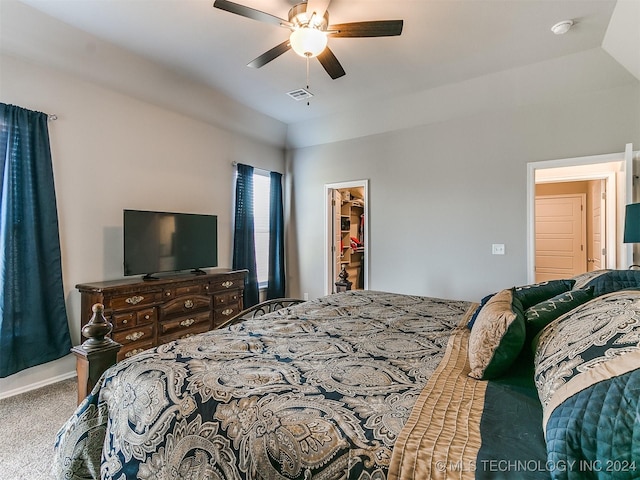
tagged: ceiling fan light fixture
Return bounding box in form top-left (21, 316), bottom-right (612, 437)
top-left (290, 27), bottom-right (328, 58)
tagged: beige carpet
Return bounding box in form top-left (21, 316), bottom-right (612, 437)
top-left (0, 378), bottom-right (78, 480)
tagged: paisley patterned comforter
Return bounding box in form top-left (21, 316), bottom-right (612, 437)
top-left (53, 290), bottom-right (472, 480)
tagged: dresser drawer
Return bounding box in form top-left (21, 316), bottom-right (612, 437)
top-left (118, 340), bottom-right (154, 361)
top-left (213, 291), bottom-right (241, 308)
top-left (112, 307), bottom-right (156, 329)
top-left (215, 304), bottom-right (241, 326)
top-left (112, 324), bottom-right (154, 345)
top-left (210, 275), bottom-right (243, 292)
top-left (159, 323), bottom-right (210, 344)
top-left (109, 292), bottom-right (162, 311)
top-left (162, 283), bottom-right (204, 300)
top-left (159, 311), bottom-right (211, 336)
top-left (161, 295), bottom-right (211, 318)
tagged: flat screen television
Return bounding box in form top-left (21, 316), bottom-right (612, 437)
top-left (123, 209), bottom-right (218, 279)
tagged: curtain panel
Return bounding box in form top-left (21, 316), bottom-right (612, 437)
top-left (232, 163), bottom-right (259, 307)
top-left (266, 171), bottom-right (285, 299)
top-left (0, 103), bottom-right (72, 378)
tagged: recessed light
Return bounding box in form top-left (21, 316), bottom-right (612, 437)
top-left (551, 20), bottom-right (574, 35)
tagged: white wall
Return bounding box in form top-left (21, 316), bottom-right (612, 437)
top-left (0, 53), bottom-right (285, 396)
top-left (288, 83), bottom-right (640, 302)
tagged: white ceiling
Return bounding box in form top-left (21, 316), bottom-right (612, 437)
top-left (3, 0), bottom-right (638, 147)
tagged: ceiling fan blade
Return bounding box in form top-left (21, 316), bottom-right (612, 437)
top-left (317, 47), bottom-right (345, 79)
top-left (328, 20), bottom-right (403, 37)
top-left (213, 0), bottom-right (291, 28)
top-left (247, 40), bottom-right (292, 69)
top-left (305, 0), bottom-right (332, 20)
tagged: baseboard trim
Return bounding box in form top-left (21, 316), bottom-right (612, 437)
top-left (0, 371), bottom-right (77, 400)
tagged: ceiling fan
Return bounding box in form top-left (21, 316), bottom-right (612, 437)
top-left (213, 0), bottom-right (403, 79)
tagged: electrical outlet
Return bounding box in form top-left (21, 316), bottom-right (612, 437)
top-left (492, 244), bottom-right (505, 255)
top-left (303, 292), bottom-right (309, 301)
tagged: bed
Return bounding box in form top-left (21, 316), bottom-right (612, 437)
top-left (53, 272), bottom-right (640, 479)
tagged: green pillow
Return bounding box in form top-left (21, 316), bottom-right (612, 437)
top-left (525, 287), bottom-right (594, 341)
top-left (468, 288), bottom-right (526, 380)
top-left (513, 279), bottom-right (575, 310)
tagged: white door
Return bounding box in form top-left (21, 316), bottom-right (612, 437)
top-left (535, 194), bottom-right (587, 281)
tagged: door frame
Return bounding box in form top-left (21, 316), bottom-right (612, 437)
top-left (324, 180), bottom-right (369, 295)
top-left (527, 149), bottom-right (633, 284)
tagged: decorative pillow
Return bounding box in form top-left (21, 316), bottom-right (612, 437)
top-left (466, 292), bottom-right (495, 329)
top-left (524, 287), bottom-right (594, 342)
top-left (468, 288), bottom-right (526, 380)
top-left (513, 279), bottom-right (575, 310)
top-left (583, 269), bottom-right (640, 297)
top-left (571, 269), bottom-right (610, 289)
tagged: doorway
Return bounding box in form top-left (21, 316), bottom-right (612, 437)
top-left (324, 180), bottom-right (369, 295)
top-left (527, 145), bottom-right (636, 284)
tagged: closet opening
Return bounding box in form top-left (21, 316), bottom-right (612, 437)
top-left (324, 180), bottom-right (369, 295)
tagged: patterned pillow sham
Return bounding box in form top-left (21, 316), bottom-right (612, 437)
top-left (466, 292), bottom-right (495, 329)
top-left (533, 290), bottom-right (640, 478)
top-left (571, 269), bottom-right (610, 290)
top-left (583, 269), bottom-right (640, 297)
top-left (513, 279), bottom-right (575, 310)
top-left (468, 278), bottom-right (574, 330)
top-left (468, 288), bottom-right (526, 380)
top-left (524, 287), bottom-right (594, 342)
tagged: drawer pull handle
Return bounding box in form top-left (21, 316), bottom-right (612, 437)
top-left (125, 348), bottom-right (144, 358)
top-left (222, 308), bottom-right (234, 316)
top-left (184, 299), bottom-right (194, 309)
top-left (180, 318), bottom-right (195, 327)
top-left (126, 331), bottom-right (145, 341)
top-left (165, 292), bottom-right (171, 297)
top-left (122, 319), bottom-right (128, 324)
top-left (222, 281), bottom-right (234, 288)
top-left (144, 314), bottom-right (150, 320)
top-left (126, 295), bottom-right (144, 305)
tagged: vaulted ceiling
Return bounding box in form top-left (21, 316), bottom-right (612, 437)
top-left (3, 0), bottom-right (638, 148)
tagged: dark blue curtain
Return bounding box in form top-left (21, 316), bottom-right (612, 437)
top-left (0, 103), bottom-right (72, 378)
top-left (232, 163), bottom-right (259, 307)
top-left (266, 171), bottom-right (285, 299)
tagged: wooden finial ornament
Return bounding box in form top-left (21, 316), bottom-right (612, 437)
top-left (80, 303), bottom-right (118, 351)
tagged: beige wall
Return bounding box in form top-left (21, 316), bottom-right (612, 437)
top-left (0, 53), bottom-right (285, 396)
top-left (287, 83), bottom-right (640, 302)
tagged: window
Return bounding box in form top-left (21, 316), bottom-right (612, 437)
top-left (252, 171), bottom-right (271, 288)
top-left (233, 163), bottom-right (284, 304)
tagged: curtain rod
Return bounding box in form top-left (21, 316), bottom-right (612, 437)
top-left (231, 161), bottom-right (277, 175)
top-left (48, 114), bottom-right (58, 121)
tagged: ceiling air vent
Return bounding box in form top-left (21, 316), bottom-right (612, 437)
top-left (287, 88), bottom-right (314, 101)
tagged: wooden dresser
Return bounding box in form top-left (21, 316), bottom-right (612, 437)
top-left (76, 269), bottom-right (246, 361)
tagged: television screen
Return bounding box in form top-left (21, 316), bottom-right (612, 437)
top-left (124, 210), bottom-right (218, 277)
